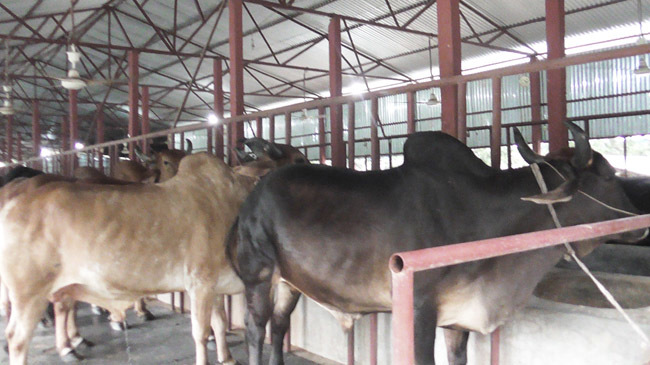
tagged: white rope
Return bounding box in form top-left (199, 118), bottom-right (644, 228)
top-left (530, 163), bottom-right (650, 348)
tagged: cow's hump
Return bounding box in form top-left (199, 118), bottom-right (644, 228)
top-left (403, 132), bottom-right (494, 176)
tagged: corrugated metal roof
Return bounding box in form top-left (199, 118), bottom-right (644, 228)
top-left (0, 0), bottom-right (648, 146)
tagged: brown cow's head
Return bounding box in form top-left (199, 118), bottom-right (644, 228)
top-left (136, 139), bottom-right (193, 182)
top-left (233, 138), bottom-right (308, 177)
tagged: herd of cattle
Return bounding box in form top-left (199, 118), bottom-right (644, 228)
top-left (0, 121), bottom-right (647, 365)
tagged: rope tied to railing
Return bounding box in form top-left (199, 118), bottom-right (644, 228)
top-left (530, 162), bottom-right (650, 350)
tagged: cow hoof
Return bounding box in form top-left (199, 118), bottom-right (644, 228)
top-left (90, 305), bottom-right (105, 316)
top-left (71, 336), bottom-right (94, 350)
top-left (110, 321), bottom-right (127, 332)
top-left (218, 359), bottom-right (238, 365)
top-left (138, 309), bottom-right (155, 321)
top-left (61, 348), bottom-right (84, 362)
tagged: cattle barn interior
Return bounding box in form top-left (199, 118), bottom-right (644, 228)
top-left (1, 0), bottom-right (650, 364)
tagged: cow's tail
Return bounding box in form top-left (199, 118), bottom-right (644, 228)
top-left (225, 217), bottom-right (242, 277)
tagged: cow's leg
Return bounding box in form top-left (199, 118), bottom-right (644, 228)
top-left (210, 295), bottom-right (235, 365)
top-left (269, 282), bottom-right (301, 365)
top-left (109, 311), bottom-right (127, 331)
top-left (0, 282), bottom-right (9, 318)
top-left (67, 303), bottom-right (92, 351)
top-left (188, 287), bottom-right (214, 365)
top-left (244, 281), bottom-right (273, 365)
top-left (134, 298), bottom-right (155, 321)
top-left (54, 300), bottom-right (84, 362)
top-left (5, 296), bottom-right (48, 365)
top-left (443, 329), bottom-right (469, 365)
top-left (413, 292), bottom-right (437, 365)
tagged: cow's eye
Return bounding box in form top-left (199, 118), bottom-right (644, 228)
top-left (163, 161), bottom-right (170, 165)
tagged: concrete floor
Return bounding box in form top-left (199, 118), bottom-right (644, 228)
top-left (0, 301), bottom-right (330, 364)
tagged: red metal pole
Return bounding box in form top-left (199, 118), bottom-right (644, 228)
top-left (32, 100), bottom-right (41, 169)
top-left (530, 65), bottom-right (543, 153)
top-left (97, 113), bottom-right (104, 170)
top-left (391, 269), bottom-right (415, 365)
top-left (284, 112), bottom-right (291, 145)
top-left (214, 58), bottom-right (224, 159)
top-left (69, 89), bottom-right (79, 171)
top-left (457, 82), bottom-right (467, 143)
top-left (347, 102), bottom-right (355, 168)
top-left (256, 117), bottom-right (263, 139)
top-left (128, 50), bottom-right (140, 160)
top-left (545, 0), bottom-right (568, 152)
top-left (390, 214), bottom-right (650, 363)
top-left (369, 313), bottom-right (378, 365)
top-left (269, 115), bottom-right (275, 142)
top-left (229, 0), bottom-right (245, 163)
top-left (406, 91), bottom-right (416, 135)
top-left (437, 0), bottom-right (461, 137)
top-left (180, 132), bottom-right (185, 151)
top-left (491, 77), bottom-right (502, 168)
top-left (141, 86), bottom-right (150, 154)
top-left (371, 98), bottom-right (380, 171)
top-left (329, 16), bottom-right (345, 168)
top-left (318, 108), bottom-right (326, 164)
top-left (491, 327), bottom-right (501, 365)
top-left (60, 117), bottom-right (68, 175)
top-left (347, 325), bottom-right (355, 365)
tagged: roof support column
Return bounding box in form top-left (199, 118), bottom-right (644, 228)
top-left (32, 100), bottom-right (41, 169)
top-left (229, 0), bottom-right (245, 164)
top-left (437, 0), bottom-right (461, 137)
top-left (69, 89), bottom-right (78, 171)
top-left (213, 58), bottom-right (224, 159)
top-left (269, 115), bottom-right (275, 142)
top-left (60, 117), bottom-right (69, 175)
top-left (545, 0), bottom-right (568, 151)
top-left (371, 97), bottom-right (379, 171)
top-left (457, 82), bottom-right (467, 143)
top-left (255, 117), bottom-right (263, 139)
top-left (97, 113), bottom-right (104, 170)
top-left (346, 102), bottom-right (355, 168)
top-left (141, 86), bottom-right (150, 154)
top-left (530, 62), bottom-right (543, 153)
top-left (407, 91), bottom-right (416, 135)
top-left (491, 77), bottom-right (502, 168)
top-left (329, 16), bottom-right (345, 167)
top-left (318, 107), bottom-right (326, 164)
top-left (284, 111), bottom-right (291, 145)
top-left (128, 50), bottom-right (140, 160)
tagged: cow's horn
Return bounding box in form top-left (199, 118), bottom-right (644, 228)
top-left (565, 121), bottom-right (592, 169)
top-left (185, 139), bottom-right (193, 155)
top-left (234, 147), bottom-right (252, 164)
top-left (521, 179), bottom-right (578, 205)
top-left (513, 128), bottom-right (544, 165)
top-left (134, 145), bottom-right (154, 164)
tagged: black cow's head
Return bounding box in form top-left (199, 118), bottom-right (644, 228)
top-left (233, 137), bottom-right (308, 177)
top-left (513, 121), bottom-right (646, 248)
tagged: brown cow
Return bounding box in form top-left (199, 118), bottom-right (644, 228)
top-left (111, 140), bottom-right (192, 183)
top-left (0, 141), bottom-right (307, 364)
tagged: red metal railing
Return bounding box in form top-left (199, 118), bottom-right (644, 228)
top-left (389, 214), bottom-right (650, 365)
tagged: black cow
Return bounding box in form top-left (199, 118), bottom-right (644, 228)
top-left (0, 166), bottom-right (43, 187)
top-left (230, 122), bottom-right (646, 365)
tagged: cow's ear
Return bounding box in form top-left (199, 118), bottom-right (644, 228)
top-left (521, 179), bottom-right (578, 204)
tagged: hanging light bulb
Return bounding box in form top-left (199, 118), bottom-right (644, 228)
top-left (426, 92), bottom-right (440, 106)
top-left (635, 55), bottom-right (650, 75)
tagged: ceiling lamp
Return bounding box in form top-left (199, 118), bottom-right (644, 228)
top-left (426, 92), bottom-right (440, 106)
top-left (635, 55), bottom-right (650, 75)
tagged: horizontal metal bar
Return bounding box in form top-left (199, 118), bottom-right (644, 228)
top-left (389, 214), bottom-right (650, 274)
